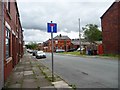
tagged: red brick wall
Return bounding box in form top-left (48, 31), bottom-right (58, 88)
top-left (4, 2), bottom-right (23, 81)
top-left (118, 2), bottom-right (120, 54)
top-left (4, 58), bottom-right (12, 81)
top-left (101, 2), bottom-right (119, 54)
top-left (0, 2), bottom-right (4, 89)
top-left (4, 2), bottom-right (13, 81)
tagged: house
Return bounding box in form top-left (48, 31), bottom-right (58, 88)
top-left (71, 39), bottom-right (103, 55)
top-left (43, 34), bottom-right (71, 52)
top-left (71, 39), bottom-right (90, 49)
top-left (101, 1), bottom-right (120, 54)
top-left (37, 43), bottom-right (44, 50)
top-left (0, 1), bottom-right (23, 89)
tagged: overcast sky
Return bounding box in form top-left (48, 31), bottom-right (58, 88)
top-left (17, 0), bottom-right (115, 44)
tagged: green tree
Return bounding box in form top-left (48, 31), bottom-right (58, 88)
top-left (25, 42), bottom-right (37, 50)
top-left (82, 24), bottom-right (102, 43)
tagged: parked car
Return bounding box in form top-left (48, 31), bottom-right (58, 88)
top-left (36, 51), bottom-right (46, 59)
top-left (56, 49), bottom-right (65, 53)
top-left (77, 47), bottom-right (84, 51)
top-left (32, 50), bottom-right (37, 56)
top-left (67, 48), bottom-right (77, 52)
top-left (27, 49), bottom-right (33, 53)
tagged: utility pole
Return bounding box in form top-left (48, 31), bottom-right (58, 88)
top-left (78, 18), bottom-right (81, 54)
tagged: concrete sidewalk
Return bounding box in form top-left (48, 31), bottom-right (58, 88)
top-left (4, 53), bottom-right (56, 89)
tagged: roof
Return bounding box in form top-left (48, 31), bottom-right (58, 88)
top-left (71, 41), bottom-right (79, 45)
top-left (71, 39), bottom-right (102, 45)
top-left (71, 39), bottom-right (89, 45)
top-left (54, 35), bottom-right (71, 40)
top-left (101, 2), bottom-right (117, 19)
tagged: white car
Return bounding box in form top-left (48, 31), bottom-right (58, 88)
top-left (56, 49), bottom-right (65, 53)
top-left (77, 47), bottom-right (84, 51)
top-left (36, 51), bottom-right (46, 59)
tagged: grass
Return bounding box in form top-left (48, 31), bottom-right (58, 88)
top-left (99, 54), bottom-right (119, 57)
top-left (61, 51), bottom-right (84, 56)
top-left (59, 51), bottom-right (119, 59)
top-left (69, 84), bottom-right (76, 90)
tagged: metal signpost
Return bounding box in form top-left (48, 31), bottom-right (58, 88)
top-left (47, 21), bottom-right (57, 82)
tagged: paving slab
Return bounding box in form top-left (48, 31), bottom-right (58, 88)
top-left (24, 74), bottom-right (35, 79)
top-left (4, 53), bottom-right (56, 89)
top-left (40, 86), bottom-right (56, 90)
top-left (32, 67), bottom-right (41, 76)
top-left (37, 78), bottom-right (52, 87)
top-left (7, 84), bottom-right (21, 88)
top-left (22, 79), bottom-right (38, 88)
top-left (14, 66), bottom-right (24, 72)
top-left (6, 72), bottom-right (23, 84)
top-left (24, 71), bottom-right (33, 76)
top-left (24, 67), bottom-right (32, 71)
top-left (52, 81), bottom-right (72, 88)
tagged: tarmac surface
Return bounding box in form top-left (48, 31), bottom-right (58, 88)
top-left (40, 53), bottom-right (118, 88)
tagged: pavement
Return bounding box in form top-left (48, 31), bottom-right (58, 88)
top-left (3, 53), bottom-right (72, 90)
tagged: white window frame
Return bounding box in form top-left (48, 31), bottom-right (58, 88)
top-left (6, 27), bottom-right (10, 59)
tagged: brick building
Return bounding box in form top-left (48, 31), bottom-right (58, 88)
top-left (101, 1), bottom-right (120, 54)
top-left (0, 1), bottom-right (23, 89)
top-left (43, 34), bottom-right (71, 52)
top-left (71, 39), bottom-right (90, 49)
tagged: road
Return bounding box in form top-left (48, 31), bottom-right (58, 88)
top-left (37, 53), bottom-right (118, 88)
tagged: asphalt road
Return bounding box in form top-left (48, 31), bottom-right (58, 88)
top-left (38, 53), bottom-right (118, 88)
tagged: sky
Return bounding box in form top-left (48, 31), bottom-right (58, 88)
top-left (17, 0), bottom-right (115, 44)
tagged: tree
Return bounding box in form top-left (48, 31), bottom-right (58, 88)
top-left (82, 24), bottom-right (102, 43)
top-left (25, 42), bottom-right (37, 50)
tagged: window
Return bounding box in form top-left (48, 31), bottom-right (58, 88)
top-left (6, 0), bottom-right (10, 13)
top-left (6, 27), bottom-right (10, 59)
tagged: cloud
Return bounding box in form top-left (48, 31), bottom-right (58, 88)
top-left (23, 28), bottom-right (80, 43)
top-left (17, 0), bottom-right (114, 42)
top-left (17, 0), bottom-right (115, 3)
top-left (23, 28), bottom-right (51, 42)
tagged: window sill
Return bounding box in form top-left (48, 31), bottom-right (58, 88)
top-left (6, 57), bottom-right (12, 64)
top-left (6, 10), bottom-right (12, 20)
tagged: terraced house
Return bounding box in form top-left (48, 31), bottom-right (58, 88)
top-left (0, 1), bottom-right (23, 89)
top-left (43, 34), bottom-right (71, 52)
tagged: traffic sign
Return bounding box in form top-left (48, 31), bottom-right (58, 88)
top-left (47, 21), bottom-right (57, 82)
top-left (47, 23), bottom-right (57, 33)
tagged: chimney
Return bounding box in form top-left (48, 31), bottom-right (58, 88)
top-left (60, 34), bottom-right (62, 37)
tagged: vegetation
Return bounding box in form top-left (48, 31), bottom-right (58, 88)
top-left (82, 24), bottom-right (102, 43)
top-left (69, 84), bottom-right (76, 90)
top-left (99, 54), bottom-right (119, 58)
top-left (60, 51), bottom-right (119, 59)
top-left (61, 51), bottom-right (83, 56)
top-left (25, 42), bottom-right (37, 50)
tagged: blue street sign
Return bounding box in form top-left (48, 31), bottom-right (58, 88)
top-left (47, 23), bottom-right (57, 33)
